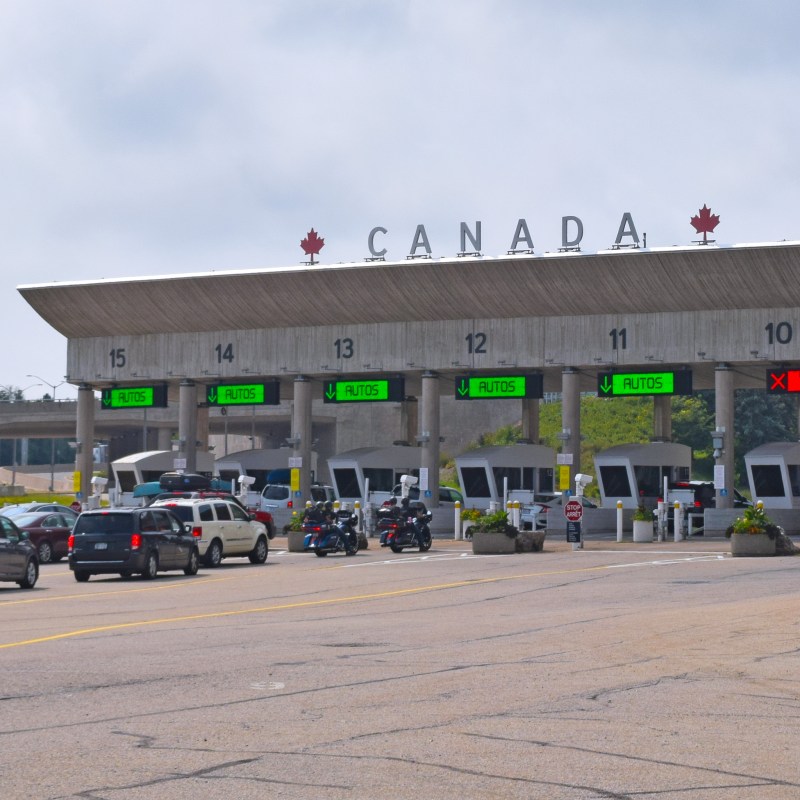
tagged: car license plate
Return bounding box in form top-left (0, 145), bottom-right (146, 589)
top-left (94, 542), bottom-right (108, 550)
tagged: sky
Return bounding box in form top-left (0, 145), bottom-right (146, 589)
top-left (2, 0), bottom-right (800, 400)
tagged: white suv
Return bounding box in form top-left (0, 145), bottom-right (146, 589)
top-left (151, 497), bottom-right (269, 567)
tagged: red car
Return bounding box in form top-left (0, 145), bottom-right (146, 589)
top-left (12, 511), bottom-right (77, 563)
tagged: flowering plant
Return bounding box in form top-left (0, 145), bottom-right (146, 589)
top-left (461, 507), bottom-right (483, 522)
top-left (726, 505), bottom-right (778, 539)
top-left (632, 505), bottom-right (654, 522)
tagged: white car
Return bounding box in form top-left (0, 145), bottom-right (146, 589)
top-left (259, 483), bottom-right (336, 530)
top-left (151, 497), bottom-right (269, 567)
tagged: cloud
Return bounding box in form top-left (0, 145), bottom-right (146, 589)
top-left (2, 0), bottom-right (800, 394)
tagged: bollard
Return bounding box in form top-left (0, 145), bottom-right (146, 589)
top-left (616, 500), bottom-right (624, 542)
top-left (674, 501), bottom-right (683, 541)
top-left (454, 500), bottom-right (462, 540)
top-left (354, 500), bottom-right (362, 534)
top-left (512, 500), bottom-right (520, 530)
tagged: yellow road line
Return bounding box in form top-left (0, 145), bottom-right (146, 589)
top-left (0, 562), bottom-right (621, 650)
top-left (0, 573), bottom-right (234, 607)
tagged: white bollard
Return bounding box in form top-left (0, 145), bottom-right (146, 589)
top-left (454, 501), bottom-right (462, 540)
top-left (616, 500), bottom-right (624, 542)
top-left (674, 501), bottom-right (683, 541)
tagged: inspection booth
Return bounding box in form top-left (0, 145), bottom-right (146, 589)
top-left (327, 446), bottom-right (422, 505)
top-left (594, 442), bottom-right (691, 509)
top-left (454, 444), bottom-right (556, 510)
top-left (111, 450), bottom-right (215, 505)
top-left (214, 448), bottom-right (320, 505)
top-left (743, 442), bottom-right (800, 509)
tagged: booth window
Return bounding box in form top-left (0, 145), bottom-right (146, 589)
top-left (493, 466), bottom-right (535, 492)
top-left (752, 464), bottom-right (785, 497)
top-left (461, 467), bottom-right (491, 498)
top-left (789, 464), bottom-right (800, 497)
top-left (600, 466), bottom-right (632, 497)
top-left (117, 471), bottom-right (136, 492)
top-left (332, 468), bottom-right (360, 499)
top-left (363, 468), bottom-right (393, 493)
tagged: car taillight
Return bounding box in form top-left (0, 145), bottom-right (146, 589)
top-left (694, 500), bottom-right (702, 508)
top-left (287, 500), bottom-right (293, 508)
top-left (67, 534), bottom-right (74, 551)
top-left (192, 526), bottom-right (202, 538)
top-left (131, 533), bottom-right (142, 550)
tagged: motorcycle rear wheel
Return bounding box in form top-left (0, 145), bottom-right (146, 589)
top-left (419, 540), bottom-right (431, 552)
top-left (314, 550), bottom-right (328, 557)
top-left (390, 544), bottom-right (403, 553)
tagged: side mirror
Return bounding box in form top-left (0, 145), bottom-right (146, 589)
top-left (19, 531), bottom-right (30, 541)
top-left (184, 524), bottom-right (193, 535)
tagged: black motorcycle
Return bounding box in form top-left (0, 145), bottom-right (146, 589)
top-left (303, 511), bottom-right (359, 557)
top-left (381, 510), bottom-right (432, 553)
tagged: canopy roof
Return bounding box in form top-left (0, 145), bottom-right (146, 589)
top-left (18, 241), bottom-right (800, 339)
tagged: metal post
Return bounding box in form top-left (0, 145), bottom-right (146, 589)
top-left (616, 500), bottom-right (624, 542)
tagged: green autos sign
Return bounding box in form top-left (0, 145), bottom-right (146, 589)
top-left (597, 371), bottom-right (692, 397)
top-left (455, 374), bottom-right (543, 400)
top-left (206, 382), bottom-right (279, 406)
top-left (101, 385), bottom-right (168, 409)
top-left (323, 377), bottom-right (405, 403)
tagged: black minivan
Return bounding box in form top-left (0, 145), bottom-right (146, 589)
top-left (68, 508), bottom-right (200, 582)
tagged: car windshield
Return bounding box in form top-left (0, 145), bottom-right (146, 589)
top-left (9, 513), bottom-right (46, 527)
top-left (155, 504), bottom-right (193, 522)
top-left (262, 485), bottom-right (289, 501)
top-left (73, 513), bottom-right (134, 535)
top-left (0, 504), bottom-right (36, 517)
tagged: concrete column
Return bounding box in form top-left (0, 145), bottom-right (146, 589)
top-left (292, 376), bottom-right (313, 505)
top-left (20, 438), bottom-right (29, 466)
top-left (420, 372), bottom-right (441, 508)
top-left (653, 395), bottom-right (672, 442)
top-left (715, 364), bottom-right (735, 510)
top-left (157, 427), bottom-right (173, 451)
top-left (521, 398), bottom-right (540, 443)
top-left (178, 380), bottom-right (198, 473)
top-left (561, 368), bottom-right (581, 490)
top-left (196, 404), bottom-right (210, 451)
top-left (76, 384), bottom-right (95, 503)
top-left (400, 397), bottom-right (418, 445)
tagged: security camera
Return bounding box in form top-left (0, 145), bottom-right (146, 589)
top-left (238, 475), bottom-right (256, 486)
top-left (400, 474), bottom-right (418, 488)
top-left (575, 473), bottom-right (593, 486)
top-left (90, 476), bottom-right (108, 488)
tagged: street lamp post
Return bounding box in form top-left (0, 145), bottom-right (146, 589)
top-left (26, 374), bottom-right (64, 402)
top-left (26, 375), bottom-right (64, 492)
top-left (7, 383), bottom-right (41, 490)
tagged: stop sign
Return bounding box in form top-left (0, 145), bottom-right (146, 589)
top-left (564, 499), bottom-right (584, 522)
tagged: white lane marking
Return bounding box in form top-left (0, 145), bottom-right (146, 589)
top-left (605, 555), bottom-right (726, 568)
top-left (250, 681), bottom-right (285, 691)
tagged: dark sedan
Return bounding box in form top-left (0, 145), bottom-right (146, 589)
top-left (12, 511), bottom-right (77, 563)
top-left (0, 515), bottom-right (39, 589)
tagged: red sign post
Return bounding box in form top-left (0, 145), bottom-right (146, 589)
top-left (564, 499), bottom-right (584, 523)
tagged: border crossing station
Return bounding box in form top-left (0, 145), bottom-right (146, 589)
top-left (15, 227), bottom-right (800, 537)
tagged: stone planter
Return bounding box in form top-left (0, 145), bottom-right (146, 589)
top-left (287, 530), bottom-right (307, 552)
top-left (516, 530), bottom-right (546, 552)
top-left (730, 532), bottom-right (776, 557)
top-left (632, 519), bottom-right (654, 543)
top-left (471, 530), bottom-right (517, 555)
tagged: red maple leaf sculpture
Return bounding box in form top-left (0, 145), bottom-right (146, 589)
top-left (300, 228), bottom-right (325, 263)
top-left (690, 205), bottom-right (720, 243)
